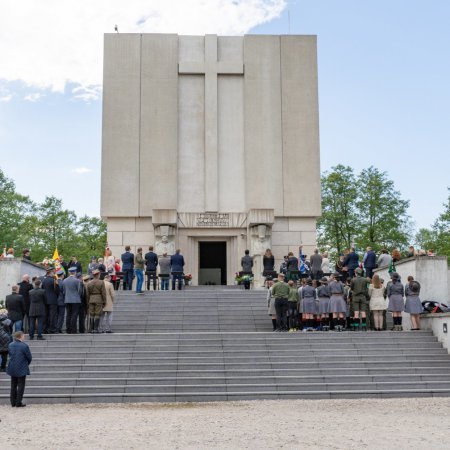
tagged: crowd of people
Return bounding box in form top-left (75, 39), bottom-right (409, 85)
top-left (0, 245), bottom-right (188, 353)
top-left (264, 246), bottom-right (424, 333)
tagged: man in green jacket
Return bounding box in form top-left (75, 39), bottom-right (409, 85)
top-left (272, 274), bottom-right (290, 331)
top-left (351, 268), bottom-right (369, 331)
top-left (134, 247), bottom-right (145, 294)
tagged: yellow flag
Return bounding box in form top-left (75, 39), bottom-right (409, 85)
top-left (52, 248), bottom-right (60, 261)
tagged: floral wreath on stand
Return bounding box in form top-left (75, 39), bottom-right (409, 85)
top-left (234, 273), bottom-right (254, 285)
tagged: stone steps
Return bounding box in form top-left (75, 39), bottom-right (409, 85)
top-left (0, 290), bottom-right (448, 403)
top-left (2, 332), bottom-right (450, 403)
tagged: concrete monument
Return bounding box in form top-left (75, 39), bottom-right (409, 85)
top-left (101, 34), bottom-right (321, 285)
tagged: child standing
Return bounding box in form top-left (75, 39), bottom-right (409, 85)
top-left (301, 279), bottom-right (317, 331)
top-left (317, 277), bottom-right (330, 331)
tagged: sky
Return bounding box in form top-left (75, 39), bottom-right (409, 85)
top-left (0, 0), bottom-right (449, 231)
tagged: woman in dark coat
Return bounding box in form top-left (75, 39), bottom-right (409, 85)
top-left (28, 279), bottom-right (47, 340)
top-left (263, 249), bottom-right (274, 271)
top-left (405, 276), bottom-right (423, 330)
top-left (387, 272), bottom-right (405, 331)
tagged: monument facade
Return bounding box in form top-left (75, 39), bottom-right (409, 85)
top-left (101, 33), bottom-right (321, 285)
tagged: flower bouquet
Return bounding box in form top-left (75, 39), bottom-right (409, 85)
top-left (184, 273), bottom-right (192, 286)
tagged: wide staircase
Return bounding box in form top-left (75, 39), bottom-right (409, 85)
top-left (2, 289), bottom-right (450, 404)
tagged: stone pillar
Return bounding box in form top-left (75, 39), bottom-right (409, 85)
top-left (250, 224), bottom-right (272, 287)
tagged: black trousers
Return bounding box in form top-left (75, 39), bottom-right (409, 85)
top-left (275, 298), bottom-right (289, 330)
top-left (78, 307), bottom-right (86, 333)
top-left (10, 376), bottom-right (26, 406)
top-left (1, 351), bottom-right (7, 369)
top-left (146, 271), bottom-right (158, 290)
top-left (45, 304), bottom-right (58, 333)
top-left (66, 303), bottom-right (81, 333)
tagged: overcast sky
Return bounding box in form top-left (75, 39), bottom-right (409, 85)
top-left (0, 0), bottom-right (449, 231)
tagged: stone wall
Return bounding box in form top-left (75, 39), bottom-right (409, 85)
top-left (0, 259), bottom-right (46, 302)
top-left (374, 256), bottom-right (449, 303)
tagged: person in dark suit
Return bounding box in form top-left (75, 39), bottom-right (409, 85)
top-left (7, 330), bottom-right (32, 407)
top-left (68, 256), bottom-right (82, 276)
top-left (170, 249), bottom-right (185, 290)
top-left (28, 279), bottom-right (46, 340)
top-left (5, 286), bottom-right (25, 332)
top-left (18, 275), bottom-right (33, 330)
top-left (343, 248), bottom-right (359, 279)
top-left (144, 246), bottom-right (159, 290)
top-left (363, 246), bottom-right (377, 279)
top-left (41, 268), bottom-right (60, 333)
top-left (121, 246), bottom-right (135, 290)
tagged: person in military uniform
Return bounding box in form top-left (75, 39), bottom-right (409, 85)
top-left (86, 269), bottom-right (106, 333)
top-left (350, 268), bottom-right (369, 331)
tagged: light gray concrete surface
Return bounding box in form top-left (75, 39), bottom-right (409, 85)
top-left (2, 398), bottom-right (450, 450)
top-left (101, 34), bottom-right (321, 284)
top-left (0, 259), bottom-right (45, 302)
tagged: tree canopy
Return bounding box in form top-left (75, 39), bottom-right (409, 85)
top-left (318, 165), bottom-right (412, 256)
top-left (0, 167), bottom-right (106, 268)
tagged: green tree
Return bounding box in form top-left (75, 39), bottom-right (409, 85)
top-left (28, 196), bottom-right (78, 262)
top-left (415, 227), bottom-right (438, 251)
top-left (418, 188), bottom-right (450, 263)
top-left (355, 166), bottom-right (411, 251)
top-left (75, 215), bottom-right (107, 267)
top-left (317, 165), bottom-right (359, 254)
top-left (0, 168), bottom-right (35, 252)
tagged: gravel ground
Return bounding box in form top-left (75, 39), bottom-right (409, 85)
top-left (1, 398), bottom-right (449, 449)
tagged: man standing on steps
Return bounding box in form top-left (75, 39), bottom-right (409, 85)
top-left (86, 269), bottom-right (106, 333)
top-left (145, 246), bottom-right (159, 291)
top-left (351, 268), bottom-right (369, 331)
top-left (7, 331), bottom-right (32, 407)
top-left (62, 267), bottom-right (82, 334)
top-left (42, 268), bottom-right (59, 334)
top-left (170, 249), bottom-right (185, 290)
top-left (134, 247), bottom-right (145, 294)
top-left (271, 273), bottom-right (290, 332)
top-left (121, 246), bottom-right (134, 290)
top-left (310, 249), bottom-right (323, 281)
top-left (159, 252), bottom-right (171, 291)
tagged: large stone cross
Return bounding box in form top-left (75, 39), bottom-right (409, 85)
top-left (178, 34), bottom-right (244, 212)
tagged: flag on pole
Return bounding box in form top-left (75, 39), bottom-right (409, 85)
top-left (52, 247), bottom-right (63, 273)
top-left (52, 248), bottom-right (60, 261)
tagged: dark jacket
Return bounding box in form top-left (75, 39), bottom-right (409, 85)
top-left (241, 255), bottom-right (253, 272)
top-left (5, 293), bottom-right (26, 322)
top-left (41, 276), bottom-right (60, 305)
top-left (29, 288), bottom-right (47, 317)
top-left (18, 281), bottom-right (33, 314)
top-left (351, 276), bottom-right (369, 300)
top-left (287, 256), bottom-right (298, 271)
top-left (343, 251), bottom-right (359, 270)
top-left (68, 260), bottom-right (82, 274)
top-left (145, 251), bottom-right (159, 271)
top-left (364, 251), bottom-right (377, 269)
top-left (263, 255), bottom-right (275, 271)
top-left (0, 317), bottom-right (13, 352)
top-left (7, 339), bottom-right (32, 377)
top-left (310, 254), bottom-right (323, 272)
top-left (121, 251), bottom-right (134, 270)
top-left (170, 253), bottom-right (185, 273)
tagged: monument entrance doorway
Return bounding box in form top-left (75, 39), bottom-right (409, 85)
top-left (198, 241), bottom-right (227, 285)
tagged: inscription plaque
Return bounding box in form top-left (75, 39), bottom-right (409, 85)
top-left (196, 213), bottom-right (230, 227)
